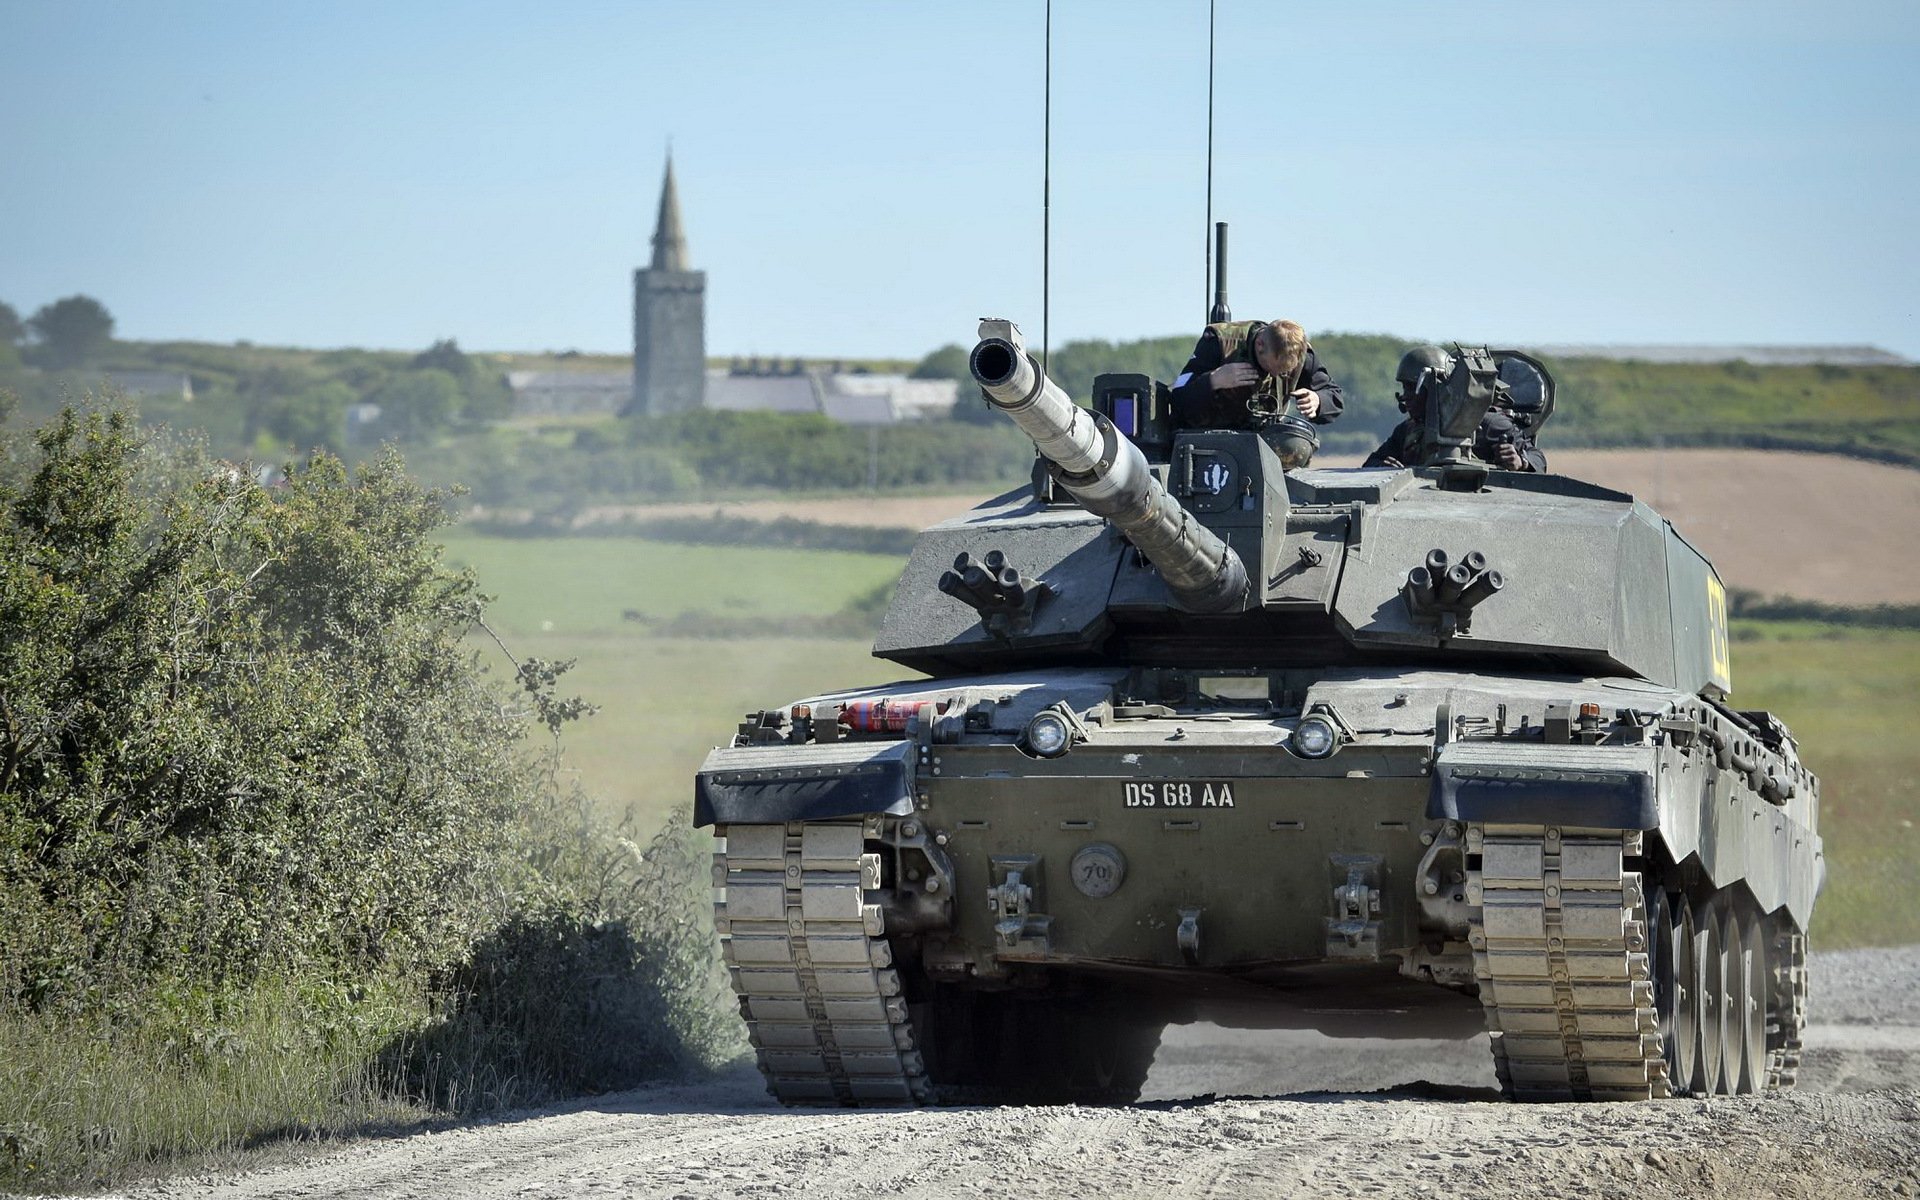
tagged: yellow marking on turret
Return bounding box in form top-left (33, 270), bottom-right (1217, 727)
top-left (1707, 575), bottom-right (1732, 691)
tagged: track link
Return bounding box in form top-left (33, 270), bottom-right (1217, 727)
top-left (1768, 930), bottom-right (1808, 1090)
top-left (715, 821), bottom-right (933, 1105)
top-left (1466, 823), bottom-right (1669, 1101)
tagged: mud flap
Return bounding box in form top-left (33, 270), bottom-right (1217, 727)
top-left (1428, 743), bottom-right (1658, 830)
top-left (695, 741), bottom-right (917, 828)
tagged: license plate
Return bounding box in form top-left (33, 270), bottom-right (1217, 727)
top-left (1122, 781), bottom-right (1236, 808)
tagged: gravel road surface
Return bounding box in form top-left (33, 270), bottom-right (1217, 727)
top-left (114, 948), bottom-right (1920, 1200)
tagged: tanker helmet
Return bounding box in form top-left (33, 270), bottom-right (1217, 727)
top-left (1264, 410), bottom-right (1321, 471)
top-left (1395, 345), bottom-right (1455, 414)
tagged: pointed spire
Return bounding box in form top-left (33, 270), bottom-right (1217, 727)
top-left (650, 153), bottom-right (689, 271)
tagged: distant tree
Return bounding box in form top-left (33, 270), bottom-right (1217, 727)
top-left (371, 369), bottom-right (462, 440)
top-left (0, 301), bottom-right (23, 347)
top-left (240, 363), bottom-right (323, 403)
top-left (909, 343), bottom-right (969, 381)
top-left (911, 342), bottom-right (997, 425)
top-left (405, 340), bottom-right (514, 422)
top-left (269, 381), bottom-right (355, 450)
top-left (314, 347), bottom-right (398, 391)
top-left (411, 338), bottom-right (473, 379)
top-left (26, 295), bottom-right (115, 369)
top-left (462, 372), bottom-right (513, 421)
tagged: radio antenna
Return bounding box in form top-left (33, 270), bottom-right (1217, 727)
top-left (1204, 0), bottom-right (1215, 321)
top-left (1044, 0), bottom-right (1059, 372)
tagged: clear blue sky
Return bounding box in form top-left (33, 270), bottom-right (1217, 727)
top-left (3, 0), bottom-right (1916, 359)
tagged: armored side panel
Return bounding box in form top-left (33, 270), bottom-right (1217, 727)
top-left (1665, 524), bottom-right (1733, 699)
top-left (1326, 471), bottom-right (1726, 695)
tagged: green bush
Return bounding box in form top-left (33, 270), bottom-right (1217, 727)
top-left (0, 403), bottom-right (732, 1191)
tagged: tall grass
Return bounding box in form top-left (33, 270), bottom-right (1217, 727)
top-left (0, 980), bottom-right (428, 1190)
top-left (0, 812), bottom-right (735, 1192)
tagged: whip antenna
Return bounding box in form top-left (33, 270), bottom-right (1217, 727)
top-left (1042, 0), bottom-right (1052, 373)
top-left (1204, 0), bottom-right (1215, 321)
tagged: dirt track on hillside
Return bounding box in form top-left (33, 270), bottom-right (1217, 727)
top-left (582, 449), bottom-right (1920, 606)
top-left (117, 947), bottom-right (1920, 1200)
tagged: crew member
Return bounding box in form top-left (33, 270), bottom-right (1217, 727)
top-left (1168, 319), bottom-right (1345, 430)
top-left (1364, 345), bottom-right (1546, 472)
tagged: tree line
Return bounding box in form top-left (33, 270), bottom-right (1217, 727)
top-left (4, 293), bottom-right (1914, 514)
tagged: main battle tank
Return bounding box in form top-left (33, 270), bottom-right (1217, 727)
top-left (696, 318), bottom-right (1822, 1105)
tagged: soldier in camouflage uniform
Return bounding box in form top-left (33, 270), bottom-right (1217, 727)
top-left (1169, 319), bottom-right (1345, 430)
top-left (1364, 345), bottom-right (1546, 472)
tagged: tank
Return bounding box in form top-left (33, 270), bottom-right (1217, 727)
top-left (695, 318), bottom-right (1823, 1105)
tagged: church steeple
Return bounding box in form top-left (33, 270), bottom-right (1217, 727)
top-left (650, 154), bottom-right (689, 271)
top-left (631, 149), bottom-right (705, 417)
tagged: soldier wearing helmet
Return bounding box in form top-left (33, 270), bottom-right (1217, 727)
top-left (1364, 345), bottom-right (1546, 472)
top-left (1168, 318), bottom-right (1344, 469)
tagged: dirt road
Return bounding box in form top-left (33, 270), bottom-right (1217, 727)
top-left (118, 947), bottom-right (1920, 1200)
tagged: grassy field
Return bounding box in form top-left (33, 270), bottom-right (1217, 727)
top-left (436, 529), bottom-right (912, 820)
top-left (441, 531), bottom-right (1920, 948)
top-left (1730, 623), bottom-right (1920, 947)
top-left (437, 529), bottom-right (907, 635)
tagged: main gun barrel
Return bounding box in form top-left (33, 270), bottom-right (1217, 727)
top-left (969, 319), bottom-right (1248, 613)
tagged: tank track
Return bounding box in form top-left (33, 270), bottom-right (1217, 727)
top-left (1466, 824), bottom-right (1670, 1101)
top-left (714, 821), bottom-right (934, 1105)
top-left (1767, 930), bottom-right (1808, 1090)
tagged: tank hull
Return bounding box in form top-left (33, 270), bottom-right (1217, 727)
top-left (702, 664), bottom-right (1821, 1104)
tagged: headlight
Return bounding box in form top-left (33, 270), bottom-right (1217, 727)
top-left (1024, 711), bottom-right (1072, 758)
top-left (1291, 714), bottom-right (1341, 759)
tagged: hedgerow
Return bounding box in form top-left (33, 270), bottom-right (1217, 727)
top-left (0, 403), bottom-right (731, 1192)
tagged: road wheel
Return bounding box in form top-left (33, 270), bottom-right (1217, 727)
top-left (1718, 895), bottom-right (1748, 1094)
top-left (1691, 892), bottom-right (1725, 1096)
top-left (1736, 905), bottom-right (1769, 1093)
top-left (1670, 890), bottom-right (1699, 1095)
top-left (1651, 886), bottom-right (1693, 1095)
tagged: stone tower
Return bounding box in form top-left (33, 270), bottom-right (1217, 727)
top-left (629, 155), bottom-right (706, 416)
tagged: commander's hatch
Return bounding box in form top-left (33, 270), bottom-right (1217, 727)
top-left (1491, 350), bottom-right (1555, 437)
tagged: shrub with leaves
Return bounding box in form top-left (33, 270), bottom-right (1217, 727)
top-left (0, 402), bottom-right (732, 1190)
top-left (0, 408), bottom-right (535, 1006)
